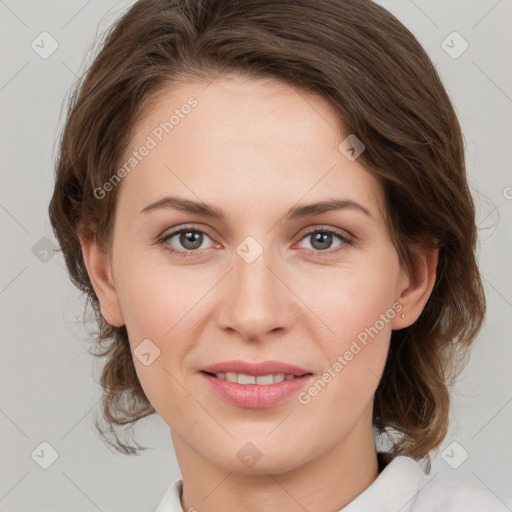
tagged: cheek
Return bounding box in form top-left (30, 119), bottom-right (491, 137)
top-left (115, 270), bottom-right (193, 418)
top-left (110, 249), bottom-right (196, 400)
top-left (113, 244), bottom-right (201, 341)
top-left (298, 250), bottom-right (399, 399)
top-left (298, 249), bottom-right (399, 343)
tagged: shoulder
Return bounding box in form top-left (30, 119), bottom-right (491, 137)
top-left (383, 455), bottom-right (512, 512)
top-left (412, 474), bottom-right (512, 511)
top-left (155, 478), bottom-right (183, 512)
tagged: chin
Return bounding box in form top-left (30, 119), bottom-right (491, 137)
top-left (205, 439), bottom-right (311, 476)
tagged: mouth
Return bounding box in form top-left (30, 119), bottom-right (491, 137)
top-left (200, 370), bottom-right (312, 385)
top-left (198, 363), bottom-right (315, 409)
top-left (199, 359), bottom-right (313, 379)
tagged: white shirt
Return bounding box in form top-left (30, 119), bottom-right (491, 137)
top-left (155, 454), bottom-right (512, 511)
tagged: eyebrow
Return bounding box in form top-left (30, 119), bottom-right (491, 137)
top-left (140, 195), bottom-right (373, 220)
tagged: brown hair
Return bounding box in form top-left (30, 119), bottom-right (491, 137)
top-left (48, 0), bottom-right (485, 470)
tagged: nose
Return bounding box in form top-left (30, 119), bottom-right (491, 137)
top-left (216, 238), bottom-right (296, 342)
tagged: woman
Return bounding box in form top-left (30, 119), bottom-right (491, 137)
top-left (48, 0), bottom-right (512, 510)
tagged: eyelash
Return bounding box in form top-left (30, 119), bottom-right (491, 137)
top-left (158, 224), bottom-right (353, 259)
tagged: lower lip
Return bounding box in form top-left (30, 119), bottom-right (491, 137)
top-left (200, 372), bottom-right (314, 409)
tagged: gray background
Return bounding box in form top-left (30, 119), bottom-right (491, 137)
top-left (1, 0), bottom-right (511, 510)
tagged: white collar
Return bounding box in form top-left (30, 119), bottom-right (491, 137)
top-left (154, 454), bottom-right (511, 511)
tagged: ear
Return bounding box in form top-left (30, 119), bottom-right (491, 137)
top-left (79, 231), bottom-right (125, 327)
top-left (391, 240), bottom-right (439, 330)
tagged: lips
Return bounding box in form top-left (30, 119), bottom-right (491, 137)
top-left (198, 360), bottom-right (314, 408)
top-left (200, 372), bottom-right (314, 409)
top-left (199, 360), bottom-right (312, 377)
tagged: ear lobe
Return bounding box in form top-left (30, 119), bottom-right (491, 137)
top-left (391, 242), bottom-right (439, 330)
top-left (79, 232), bottom-right (125, 327)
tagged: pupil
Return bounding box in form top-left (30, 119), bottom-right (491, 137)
top-left (313, 232), bottom-right (332, 250)
top-left (181, 231), bottom-right (202, 250)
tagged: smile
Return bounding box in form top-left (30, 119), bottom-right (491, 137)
top-left (200, 371), bottom-right (314, 409)
top-left (206, 371), bottom-right (303, 385)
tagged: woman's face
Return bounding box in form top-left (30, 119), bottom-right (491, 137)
top-left (96, 74), bottom-right (413, 474)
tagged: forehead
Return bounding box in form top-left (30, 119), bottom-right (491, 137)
top-left (116, 74), bottom-right (386, 221)
top-left (135, 73), bottom-right (344, 151)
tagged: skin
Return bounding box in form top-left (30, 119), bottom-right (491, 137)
top-left (80, 73), bottom-right (438, 512)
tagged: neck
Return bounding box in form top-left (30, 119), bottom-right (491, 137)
top-left (172, 411), bottom-right (380, 512)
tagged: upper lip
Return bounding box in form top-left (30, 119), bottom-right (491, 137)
top-left (200, 360), bottom-right (312, 377)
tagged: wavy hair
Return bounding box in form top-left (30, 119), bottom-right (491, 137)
top-left (48, 0), bottom-right (486, 470)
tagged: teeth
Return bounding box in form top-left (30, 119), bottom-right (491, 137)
top-left (215, 372), bottom-right (298, 384)
top-left (256, 374), bottom-right (274, 385)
